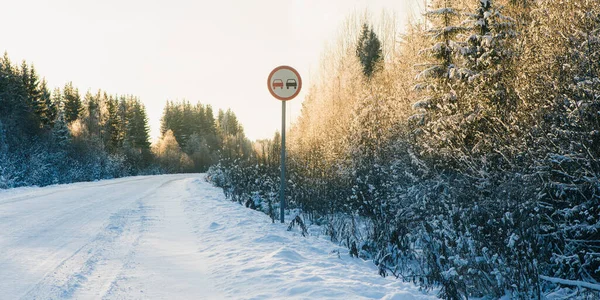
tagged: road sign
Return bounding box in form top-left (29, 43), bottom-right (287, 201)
top-left (267, 66), bottom-right (302, 101)
top-left (267, 65), bottom-right (302, 223)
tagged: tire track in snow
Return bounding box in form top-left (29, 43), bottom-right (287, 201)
top-left (20, 178), bottom-right (180, 300)
top-left (100, 177), bottom-right (223, 300)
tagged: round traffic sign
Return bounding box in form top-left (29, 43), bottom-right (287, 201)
top-left (267, 66), bottom-right (302, 101)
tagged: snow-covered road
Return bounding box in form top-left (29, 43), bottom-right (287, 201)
top-left (0, 174), bottom-right (435, 300)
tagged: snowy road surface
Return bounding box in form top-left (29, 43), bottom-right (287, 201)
top-left (0, 174), bottom-right (435, 300)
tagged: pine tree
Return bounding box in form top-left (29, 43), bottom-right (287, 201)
top-left (24, 64), bottom-right (47, 131)
top-left (218, 109), bottom-right (240, 136)
top-left (16, 61), bottom-right (42, 135)
top-left (125, 99), bottom-right (151, 153)
top-left (63, 82), bottom-right (82, 123)
top-left (179, 100), bottom-right (194, 148)
top-left (0, 53), bottom-right (12, 122)
top-left (436, 0), bottom-right (518, 160)
top-left (0, 120), bottom-right (7, 154)
top-left (160, 100), bottom-right (172, 136)
top-left (103, 95), bottom-right (121, 154)
top-left (117, 97), bottom-right (129, 146)
top-left (194, 103), bottom-right (206, 135)
top-left (49, 87), bottom-right (62, 128)
top-left (52, 104), bottom-right (71, 148)
top-left (83, 90), bottom-right (101, 140)
top-left (20, 61), bottom-right (31, 100)
top-left (38, 79), bottom-right (54, 129)
top-left (411, 0), bottom-right (469, 162)
top-left (356, 23), bottom-right (383, 78)
top-left (462, 0), bottom-right (516, 109)
top-left (204, 104), bottom-right (219, 151)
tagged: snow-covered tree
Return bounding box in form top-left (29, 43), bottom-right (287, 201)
top-left (412, 0), bottom-right (470, 167)
top-left (461, 0), bottom-right (516, 107)
top-left (52, 104), bottom-right (71, 148)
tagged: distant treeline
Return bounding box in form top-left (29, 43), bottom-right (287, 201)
top-left (208, 0), bottom-right (600, 299)
top-left (154, 101), bottom-right (252, 173)
top-left (0, 52), bottom-right (250, 188)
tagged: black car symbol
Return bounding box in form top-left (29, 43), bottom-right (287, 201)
top-left (286, 79), bottom-right (297, 89)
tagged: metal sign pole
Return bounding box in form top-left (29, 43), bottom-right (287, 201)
top-left (267, 65), bottom-right (300, 224)
top-left (280, 100), bottom-right (286, 223)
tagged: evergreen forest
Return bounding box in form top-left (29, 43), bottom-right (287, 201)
top-left (0, 53), bottom-right (251, 188)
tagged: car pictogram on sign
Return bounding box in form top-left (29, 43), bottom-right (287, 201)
top-left (272, 79), bottom-right (284, 89)
top-left (267, 65), bottom-right (302, 101)
top-left (286, 79), bottom-right (297, 89)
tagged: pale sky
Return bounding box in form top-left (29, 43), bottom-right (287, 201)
top-left (2, 0), bottom-right (420, 141)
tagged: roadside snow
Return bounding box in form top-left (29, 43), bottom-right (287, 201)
top-left (0, 174), bottom-right (435, 299)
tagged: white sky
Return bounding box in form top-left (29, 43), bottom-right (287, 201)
top-left (2, 0), bottom-right (421, 141)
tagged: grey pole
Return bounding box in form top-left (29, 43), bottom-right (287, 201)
top-left (280, 100), bottom-right (286, 223)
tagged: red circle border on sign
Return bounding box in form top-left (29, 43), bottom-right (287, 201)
top-left (267, 65), bottom-right (302, 101)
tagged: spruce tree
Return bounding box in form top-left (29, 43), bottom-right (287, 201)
top-left (204, 104), bottom-right (218, 151)
top-left (104, 95), bottom-right (121, 154)
top-left (52, 104), bottom-right (71, 148)
top-left (63, 82), bottom-right (82, 123)
top-left (16, 61), bottom-right (41, 135)
top-left (50, 87), bottom-right (62, 129)
top-left (83, 90), bottom-right (101, 140)
top-left (23, 64), bottom-right (45, 131)
top-left (39, 79), bottom-right (55, 129)
top-left (446, 0), bottom-right (518, 158)
top-left (356, 23), bottom-right (383, 78)
top-left (194, 103), bottom-right (206, 135)
top-left (180, 101), bottom-right (194, 148)
top-left (461, 0), bottom-right (516, 109)
top-left (412, 0), bottom-right (468, 160)
top-left (125, 99), bottom-right (151, 153)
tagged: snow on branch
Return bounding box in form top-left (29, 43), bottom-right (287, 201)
top-left (419, 42), bottom-right (446, 56)
top-left (426, 7), bottom-right (458, 16)
top-left (413, 82), bottom-right (431, 91)
top-left (539, 275), bottom-right (600, 291)
top-left (428, 26), bottom-right (468, 39)
top-left (413, 98), bottom-right (432, 110)
top-left (416, 65), bottom-right (442, 80)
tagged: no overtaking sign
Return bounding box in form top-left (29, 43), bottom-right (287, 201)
top-left (267, 66), bottom-right (302, 101)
